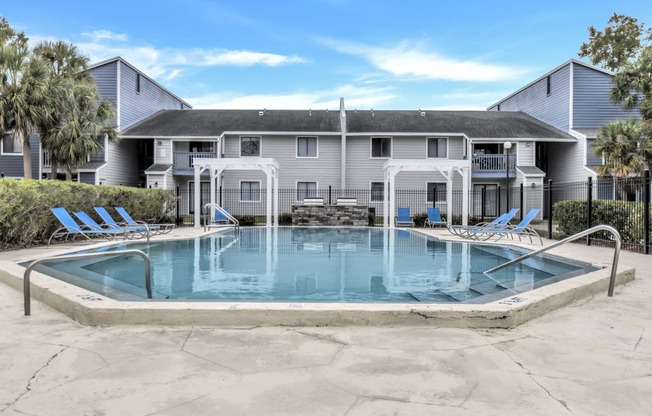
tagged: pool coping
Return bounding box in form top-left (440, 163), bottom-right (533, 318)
top-left (0, 227), bottom-right (635, 328)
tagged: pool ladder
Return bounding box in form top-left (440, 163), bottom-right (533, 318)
top-left (484, 225), bottom-right (622, 297)
top-left (23, 249), bottom-right (152, 316)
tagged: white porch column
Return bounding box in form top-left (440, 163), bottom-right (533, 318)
top-left (461, 167), bottom-right (470, 226)
top-left (273, 168), bottom-right (279, 226)
top-left (265, 168), bottom-right (273, 227)
top-left (389, 170), bottom-right (397, 229)
top-left (383, 169), bottom-right (390, 228)
top-left (209, 168), bottom-right (216, 219)
top-left (446, 169), bottom-right (453, 226)
top-left (193, 165), bottom-right (202, 228)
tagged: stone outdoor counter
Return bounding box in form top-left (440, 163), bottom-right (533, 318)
top-left (291, 205), bottom-right (369, 226)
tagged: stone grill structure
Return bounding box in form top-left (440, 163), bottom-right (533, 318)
top-left (291, 205), bottom-right (369, 226)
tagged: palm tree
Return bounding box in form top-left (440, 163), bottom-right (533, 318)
top-left (34, 40), bottom-right (118, 179)
top-left (593, 119), bottom-right (651, 199)
top-left (0, 42), bottom-right (50, 179)
top-left (47, 80), bottom-right (118, 178)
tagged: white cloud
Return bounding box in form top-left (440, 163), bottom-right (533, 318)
top-left (81, 30), bottom-right (128, 42)
top-left (185, 84), bottom-right (396, 110)
top-left (320, 38), bottom-right (527, 82)
top-left (201, 50), bottom-right (305, 67)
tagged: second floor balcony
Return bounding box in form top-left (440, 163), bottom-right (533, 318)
top-left (472, 154), bottom-right (516, 177)
top-left (173, 151), bottom-right (218, 174)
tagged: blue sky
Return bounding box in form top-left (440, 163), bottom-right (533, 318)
top-left (3, 1), bottom-right (651, 110)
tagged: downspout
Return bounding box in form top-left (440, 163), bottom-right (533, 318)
top-left (340, 97), bottom-right (346, 189)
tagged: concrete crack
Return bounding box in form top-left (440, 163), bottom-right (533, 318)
top-left (633, 328), bottom-right (645, 352)
top-left (291, 329), bottom-right (349, 347)
top-left (9, 346), bottom-right (68, 408)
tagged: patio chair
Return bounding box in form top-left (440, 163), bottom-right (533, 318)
top-left (73, 211), bottom-right (138, 239)
top-left (424, 207), bottom-right (446, 228)
top-left (95, 206), bottom-right (151, 235)
top-left (115, 206), bottom-right (175, 234)
top-left (447, 208), bottom-right (519, 238)
top-left (395, 207), bottom-right (414, 227)
top-left (486, 208), bottom-right (542, 244)
top-left (48, 207), bottom-right (112, 246)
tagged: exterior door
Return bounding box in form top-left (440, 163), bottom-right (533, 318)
top-left (473, 184), bottom-right (498, 217)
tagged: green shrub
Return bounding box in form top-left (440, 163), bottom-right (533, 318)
top-left (412, 213), bottom-right (427, 227)
top-left (553, 199), bottom-right (647, 243)
top-left (278, 213), bottom-right (293, 225)
top-left (234, 215), bottom-right (256, 226)
top-left (368, 212), bottom-right (377, 226)
top-left (0, 178), bottom-right (176, 249)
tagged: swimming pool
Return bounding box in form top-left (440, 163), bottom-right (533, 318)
top-left (33, 227), bottom-right (597, 304)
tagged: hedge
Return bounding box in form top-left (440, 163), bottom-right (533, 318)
top-left (0, 178), bottom-right (176, 249)
top-left (553, 199), bottom-right (647, 244)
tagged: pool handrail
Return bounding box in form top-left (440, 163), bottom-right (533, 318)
top-left (23, 249), bottom-right (152, 316)
top-left (484, 225), bottom-right (621, 297)
top-left (203, 203), bottom-right (239, 231)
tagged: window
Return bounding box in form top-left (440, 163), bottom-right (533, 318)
top-left (427, 138), bottom-right (447, 158)
top-left (241, 137), bottom-right (260, 156)
top-left (297, 137), bottom-right (317, 157)
top-left (427, 182), bottom-right (447, 202)
top-left (1, 133), bottom-right (21, 155)
top-left (546, 75), bottom-right (551, 96)
top-left (136, 73), bottom-right (141, 93)
top-left (371, 137), bottom-right (391, 158)
top-left (240, 181), bottom-right (261, 202)
top-left (297, 182), bottom-right (317, 202)
top-left (370, 182), bottom-right (384, 202)
top-left (497, 104), bottom-right (501, 111)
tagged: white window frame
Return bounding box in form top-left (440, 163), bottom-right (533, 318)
top-left (240, 136), bottom-right (261, 157)
top-left (296, 136), bottom-right (318, 158)
top-left (1, 133), bottom-right (22, 156)
top-left (370, 181), bottom-right (384, 203)
top-left (370, 137), bottom-right (392, 159)
top-left (426, 182), bottom-right (447, 202)
top-left (239, 180), bottom-right (261, 202)
top-left (427, 137), bottom-right (448, 159)
top-left (296, 181), bottom-right (318, 202)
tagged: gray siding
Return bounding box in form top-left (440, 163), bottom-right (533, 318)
top-left (100, 140), bottom-right (139, 186)
top-left (90, 61), bottom-right (118, 109)
top-left (516, 142), bottom-right (534, 165)
top-left (573, 65), bottom-right (640, 129)
top-left (0, 133), bottom-right (40, 178)
top-left (489, 65), bottom-right (571, 132)
top-left (119, 62), bottom-right (188, 130)
top-left (155, 140), bottom-right (173, 164)
top-left (546, 141), bottom-right (588, 183)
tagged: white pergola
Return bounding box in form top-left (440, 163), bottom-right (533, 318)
top-left (382, 159), bottom-right (472, 228)
top-left (193, 158), bottom-right (280, 228)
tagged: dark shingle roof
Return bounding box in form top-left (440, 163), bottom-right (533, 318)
top-left (123, 109), bottom-right (341, 137)
top-left (346, 110), bottom-right (572, 139)
top-left (121, 109), bottom-right (573, 140)
top-left (516, 166), bottom-right (546, 176)
top-left (77, 161), bottom-right (107, 170)
top-left (145, 164), bottom-right (172, 173)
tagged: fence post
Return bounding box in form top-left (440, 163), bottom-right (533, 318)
top-left (432, 187), bottom-right (436, 208)
top-left (497, 185), bottom-right (501, 218)
top-left (645, 170), bottom-right (650, 255)
top-left (547, 179), bottom-right (553, 239)
top-left (520, 183), bottom-right (524, 221)
top-left (176, 186), bottom-right (180, 226)
top-left (481, 186), bottom-right (486, 221)
top-left (587, 177), bottom-right (593, 246)
top-left (328, 185), bottom-right (332, 205)
top-left (219, 185), bottom-right (223, 206)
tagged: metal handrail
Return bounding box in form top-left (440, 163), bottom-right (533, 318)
top-left (203, 203), bottom-right (240, 231)
top-left (484, 225), bottom-right (622, 297)
top-left (23, 249), bottom-right (151, 316)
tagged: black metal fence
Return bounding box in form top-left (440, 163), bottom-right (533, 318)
top-left (173, 172), bottom-right (651, 254)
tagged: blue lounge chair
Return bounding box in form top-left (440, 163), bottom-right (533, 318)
top-left (115, 207), bottom-right (175, 234)
top-left (448, 208), bottom-right (519, 238)
top-left (395, 207), bottom-right (414, 227)
top-left (424, 207), bottom-right (446, 228)
top-left (48, 207), bottom-right (111, 246)
top-left (491, 208), bottom-right (542, 244)
top-left (73, 211), bottom-right (135, 239)
top-left (94, 207), bottom-right (150, 235)
top-left (213, 208), bottom-right (229, 224)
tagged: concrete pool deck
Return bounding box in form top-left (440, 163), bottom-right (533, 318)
top-left (1, 227), bottom-right (651, 414)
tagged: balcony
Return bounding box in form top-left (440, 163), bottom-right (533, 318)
top-left (173, 151), bottom-right (218, 174)
top-left (472, 154), bottom-right (516, 177)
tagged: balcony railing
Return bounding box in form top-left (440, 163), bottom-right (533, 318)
top-left (42, 151), bottom-right (51, 168)
top-left (472, 154), bottom-right (516, 175)
top-left (173, 151), bottom-right (218, 173)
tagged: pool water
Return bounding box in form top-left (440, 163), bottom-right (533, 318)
top-left (35, 228), bottom-right (597, 303)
